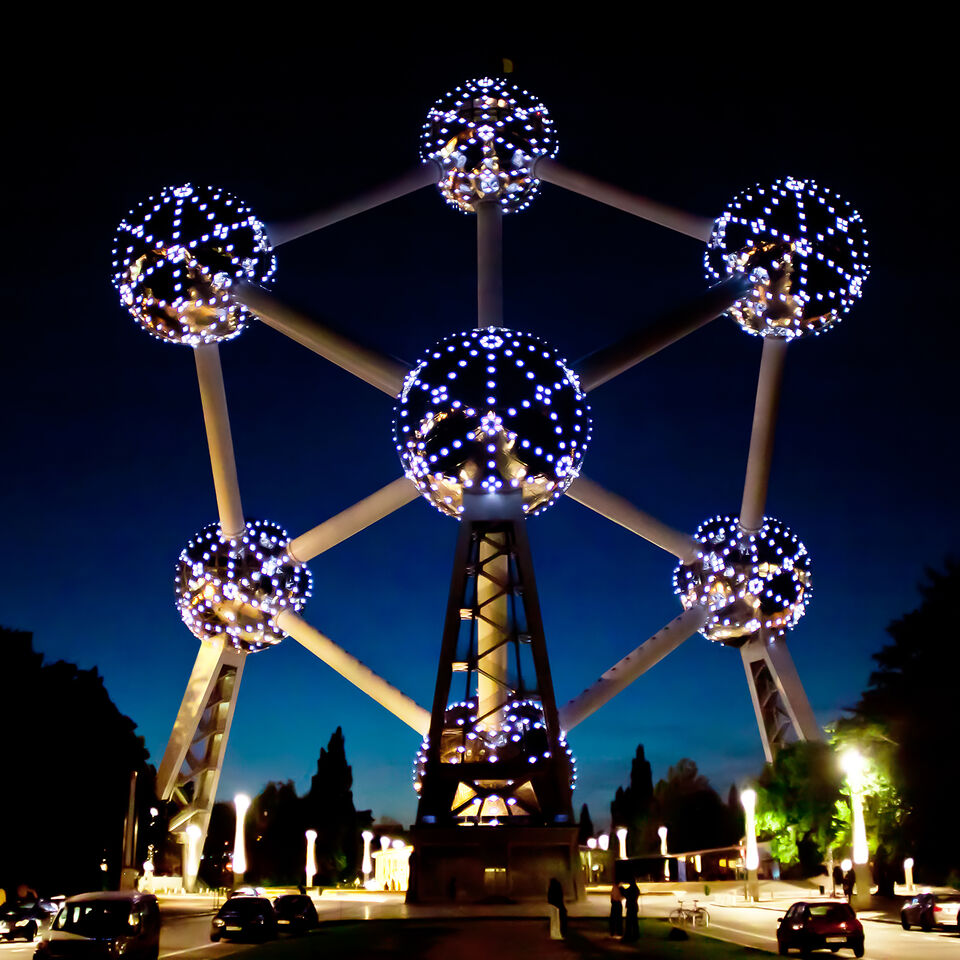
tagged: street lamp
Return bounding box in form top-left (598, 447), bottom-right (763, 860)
top-left (586, 837), bottom-right (597, 850)
top-left (740, 788), bottom-right (759, 901)
top-left (233, 793), bottom-right (251, 884)
top-left (361, 830), bottom-right (374, 886)
top-left (616, 827), bottom-right (628, 860)
top-left (903, 857), bottom-right (915, 894)
top-left (841, 751), bottom-right (871, 907)
top-left (598, 833), bottom-right (609, 852)
top-left (305, 829), bottom-right (317, 888)
top-left (658, 826), bottom-right (669, 881)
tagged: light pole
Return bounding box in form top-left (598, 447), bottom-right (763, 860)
top-left (616, 827), bottom-right (628, 860)
top-left (740, 788), bottom-right (760, 902)
top-left (841, 751), bottom-right (871, 908)
top-left (233, 793), bottom-right (251, 886)
top-left (658, 826), bottom-right (669, 881)
top-left (361, 830), bottom-right (374, 887)
top-left (903, 857), bottom-right (915, 894)
top-left (305, 829), bottom-right (317, 889)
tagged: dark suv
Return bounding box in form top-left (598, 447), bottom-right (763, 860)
top-left (210, 896), bottom-right (277, 942)
top-left (777, 901), bottom-right (864, 957)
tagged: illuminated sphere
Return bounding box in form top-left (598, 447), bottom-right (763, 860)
top-left (421, 77), bottom-right (557, 214)
top-left (673, 515), bottom-right (811, 643)
top-left (111, 183), bottom-right (276, 346)
top-left (394, 328), bottom-right (590, 519)
top-left (705, 177), bottom-right (869, 339)
top-left (413, 699), bottom-right (576, 802)
top-left (175, 519), bottom-right (311, 652)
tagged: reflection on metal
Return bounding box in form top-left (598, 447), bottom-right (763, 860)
top-left (155, 640), bottom-right (246, 890)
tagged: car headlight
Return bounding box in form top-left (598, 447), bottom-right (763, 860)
top-left (213, 919), bottom-right (225, 927)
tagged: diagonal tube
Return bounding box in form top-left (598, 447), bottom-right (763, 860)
top-left (276, 609), bottom-right (430, 735)
top-left (565, 475), bottom-right (698, 563)
top-left (739, 337), bottom-right (788, 533)
top-left (267, 162), bottom-right (440, 246)
top-left (194, 343), bottom-right (245, 540)
top-left (534, 158), bottom-right (714, 240)
top-left (559, 605), bottom-right (707, 731)
top-left (577, 274), bottom-right (752, 391)
top-left (232, 282), bottom-right (409, 396)
top-left (287, 477), bottom-right (418, 563)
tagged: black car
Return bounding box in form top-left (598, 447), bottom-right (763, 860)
top-left (777, 901), bottom-right (864, 957)
top-left (37, 892), bottom-right (160, 960)
top-left (0, 899), bottom-right (59, 942)
top-left (273, 895), bottom-right (318, 934)
top-left (210, 896), bottom-right (277, 942)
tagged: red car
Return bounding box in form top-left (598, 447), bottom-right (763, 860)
top-left (777, 901), bottom-right (864, 957)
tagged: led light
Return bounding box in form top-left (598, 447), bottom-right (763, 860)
top-left (421, 77), bottom-right (557, 214)
top-left (395, 328), bottom-right (590, 518)
top-left (705, 178), bottom-right (869, 339)
top-left (674, 515), bottom-right (811, 642)
top-left (175, 519), bottom-right (311, 651)
top-left (111, 183), bottom-right (276, 345)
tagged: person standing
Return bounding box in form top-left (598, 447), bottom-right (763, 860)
top-left (609, 882), bottom-right (624, 937)
top-left (623, 880), bottom-right (640, 942)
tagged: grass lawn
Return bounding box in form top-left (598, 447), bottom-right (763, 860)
top-left (225, 917), bottom-right (769, 958)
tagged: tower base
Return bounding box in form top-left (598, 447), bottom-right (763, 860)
top-left (407, 824), bottom-right (583, 903)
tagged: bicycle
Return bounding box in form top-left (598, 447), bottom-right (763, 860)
top-left (669, 899), bottom-right (710, 929)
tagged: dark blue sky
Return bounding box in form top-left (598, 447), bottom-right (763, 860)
top-left (3, 39), bottom-right (955, 830)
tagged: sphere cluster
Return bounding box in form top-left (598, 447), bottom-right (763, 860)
top-left (674, 515), bottom-right (811, 643)
top-left (421, 77), bottom-right (557, 214)
top-left (413, 699), bottom-right (576, 799)
top-left (111, 184), bottom-right (276, 346)
top-left (705, 177), bottom-right (869, 339)
top-left (175, 519), bottom-right (311, 652)
top-left (394, 328), bottom-right (590, 519)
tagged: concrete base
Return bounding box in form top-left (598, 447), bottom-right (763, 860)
top-left (852, 862), bottom-right (872, 909)
top-left (407, 825), bottom-right (583, 903)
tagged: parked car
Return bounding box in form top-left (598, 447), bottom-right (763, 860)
top-left (210, 896), bottom-right (277, 942)
top-left (0, 899), bottom-right (60, 942)
top-left (35, 891), bottom-right (160, 960)
top-left (777, 900), bottom-right (864, 957)
top-left (273, 894), bottom-right (318, 934)
top-left (900, 892), bottom-right (960, 930)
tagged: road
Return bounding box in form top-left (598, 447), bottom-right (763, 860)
top-left (1, 891), bottom-right (957, 959)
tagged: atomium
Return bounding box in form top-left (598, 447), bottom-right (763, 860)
top-left (673, 515), bottom-right (811, 644)
top-left (705, 177), bottom-right (869, 339)
top-left (111, 183), bottom-right (276, 346)
top-left (394, 327), bottom-right (590, 518)
top-left (421, 77), bottom-right (557, 214)
top-left (175, 519), bottom-right (311, 652)
top-left (413, 699), bottom-right (576, 816)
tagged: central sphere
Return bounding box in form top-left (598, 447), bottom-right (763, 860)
top-left (175, 519), bottom-right (311, 652)
top-left (421, 77), bottom-right (557, 214)
top-left (394, 328), bottom-right (590, 518)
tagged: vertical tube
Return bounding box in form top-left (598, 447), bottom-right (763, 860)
top-left (741, 788), bottom-right (760, 901)
top-left (233, 793), bottom-right (251, 884)
top-left (476, 533), bottom-right (509, 726)
top-left (305, 829), bottom-right (317, 888)
top-left (194, 344), bottom-right (245, 540)
top-left (739, 337), bottom-right (788, 533)
top-left (476, 201), bottom-right (503, 329)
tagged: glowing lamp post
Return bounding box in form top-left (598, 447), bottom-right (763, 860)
top-left (361, 830), bottom-right (374, 887)
top-left (305, 829), bottom-right (317, 888)
top-left (842, 751), bottom-right (871, 907)
top-left (598, 833), bottom-right (609, 852)
top-left (741, 788), bottom-right (760, 901)
top-left (658, 826), bottom-right (670, 881)
top-left (904, 857), bottom-right (915, 894)
top-left (184, 823), bottom-right (202, 893)
top-left (616, 827), bottom-right (628, 860)
top-left (233, 793), bottom-right (251, 884)
top-left (586, 837), bottom-right (597, 850)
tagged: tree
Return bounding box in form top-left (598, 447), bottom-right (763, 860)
top-left (653, 759), bottom-right (740, 853)
top-left (0, 628), bottom-right (155, 894)
top-left (577, 803), bottom-right (594, 845)
top-left (610, 743), bottom-right (654, 855)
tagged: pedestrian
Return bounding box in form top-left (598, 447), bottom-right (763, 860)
top-left (843, 869), bottom-right (855, 901)
top-left (609, 882), bottom-right (624, 937)
top-left (547, 877), bottom-right (567, 939)
top-left (832, 863), bottom-right (843, 894)
top-left (623, 879), bottom-right (640, 942)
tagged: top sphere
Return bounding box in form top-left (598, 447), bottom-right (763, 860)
top-left (705, 178), bottom-right (869, 339)
top-left (421, 77), bottom-right (557, 214)
top-left (394, 328), bottom-right (590, 519)
top-left (111, 184), bottom-right (276, 346)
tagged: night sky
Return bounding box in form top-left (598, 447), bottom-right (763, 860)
top-left (3, 37), bottom-right (955, 832)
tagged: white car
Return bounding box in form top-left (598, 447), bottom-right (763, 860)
top-left (900, 893), bottom-right (960, 931)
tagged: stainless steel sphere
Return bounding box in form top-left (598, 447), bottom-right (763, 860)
top-left (112, 184), bottom-right (276, 345)
top-left (175, 519), bottom-right (311, 652)
top-left (705, 177), bottom-right (868, 339)
top-left (421, 77), bottom-right (557, 214)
